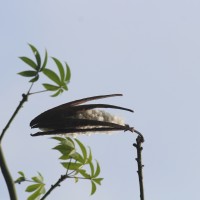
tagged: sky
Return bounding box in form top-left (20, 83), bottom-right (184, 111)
top-left (1, 0), bottom-right (200, 199)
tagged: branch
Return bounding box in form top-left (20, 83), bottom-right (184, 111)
top-left (0, 83), bottom-right (33, 200)
top-left (133, 135), bottom-right (145, 200)
top-left (40, 174), bottom-right (68, 200)
top-left (0, 145), bottom-right (18, 200)
top-left (0, 93), bottom-right (28, 141)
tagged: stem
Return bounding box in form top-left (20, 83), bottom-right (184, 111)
top-left (0, 145), bottom-right (18, 200)
top-left (40, 174), bottom-right (68, 200)
top-left (133, 135), bottom-right (145, 200)
top-left (29, 90), bottom-right (48, 95)
top-left (0, 83), bottom-right (33, 200)
top-left (0, 93), bottom-right (28, 141)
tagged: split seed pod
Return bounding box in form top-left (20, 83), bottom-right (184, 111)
top-left (30, 94), bottom-right (141, 137)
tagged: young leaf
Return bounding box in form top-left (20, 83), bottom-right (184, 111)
top-left (51, 136), bottom-right (66, 142)
top-left (18, 171), bottom-right (25, 177)
top-left (43, 68), bottom-right (61, 85)
top-left (90, 181), bottom-right (97, 195)
top-left (51, 89), bottom-right (62, 97)
top-left (65, 62), bottom-right (71, 82)
top-left (75, 138), bottom-right (87, 161)
top-left (78, 169), bottom-right (91, 179)
top-left (43, 83), bottom-right (60, 91)
top-left (69, 152), bottom-right (84, 164)
top-left (87, 147), bottom-right (93, 163)
top-left (19, 57), bottom-right (37, 70)
top-left (53, 145), bottom-right (73, 155)
top-left (14, 177), bottom-right (26, 184)
top-left (28, 43), bottom-right (41, 69)
top-left (61, 162), bottom-right (82, 170)
top-left (92, 178), bottom-right (103, 185)
top-left (27, 186), bottom-right (45, 200)
top-left (40, 49), bottom-right (48, 71)
top-left (93, 161), bottom-right (101, 178)
top-left (18, 70), bottom-right (37, 77)
top-left (89, 161), bottom-right (95, 177)
top-left (29, 74), bottom-right (39, 83)
top-left (26, 184), bottom-right (41, 192)
top-left (52, 57), bottom-right (65, 81)
top-left (32, 173), bottom-right (43, 183)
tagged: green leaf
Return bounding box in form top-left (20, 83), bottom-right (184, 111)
top-left (19, 57), bottom-right (38, 70)
top-left (51, 136), bottom-right (66, 142)
top-left (61, 138), bottom-right (75, 149)
top-left (59, 154), bottom-right (71, 160)
top-left (92, 178), bottom-right (103, 185)
top-left (14, 177), bottom-right (26, 184)
top-left (89, 162), bottom-right (95, 177)
top-left (90, 181), bottom-right (97, 195)
top-left (93, 161), bottom-right (100, 178)
top-left (43, 83), bottom-right (60, 91)
top-left (87, 147), bottom-right (92, 163)
top-left (32, 173), bottom-right (43, 183)
top-left (51, 89), bottom-right (62, 97)
top-left (62, 84), bottom-right (68, 91)
top-left (52, 57), bottom-right (65, 82)
top-left (61, 162), bottom-right (82, 170)
top-left (26, 184), bottom-right (41, 192)
top-left (53, 145), bottom-right (73, 155)
top-left (28, 44), bottom-right (41, 69)
top-left (18, 171), bottom-right (25, 177)
top-left (70, 152), bottom-right (84, 163)
top-left (18, 70), bottom-right (37, 77)
top-left (40, 49), bottom-right (48, 71)
top-left (27, 186), bottom-right (45, 200)
top-left (65, 62), bottom-right (71, 82)
top-left (43, 68), bottom-right (61, 85)
top-left (29, 74), bottom-right (39, 83)
top-left (75, 139), bottom-right (87, 161)
top-left (79, 169), bottom-right (91, 179)
top-left (65, 137), bottom-right (75, 147)
top-left (74, 176), bottom-right (79, 183)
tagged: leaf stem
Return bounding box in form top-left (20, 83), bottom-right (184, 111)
top-left (133, 135), bottom-right (145, 200)
top-left (29, 90), bottom-right (48, 95)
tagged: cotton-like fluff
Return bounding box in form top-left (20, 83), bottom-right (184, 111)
top-left (66, 109), bottom-right (125, 137)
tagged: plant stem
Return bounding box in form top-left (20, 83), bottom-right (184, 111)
top-left (0, 145), bottom-right (18, 200)
top-left (0, 93), bottom-right (28, 142)
top-left (40, 174), bottom-right (68, 200)
top-left (133, 135), bottom-right (145, 200)
top-left (0, 83), bottom-right (33, 200)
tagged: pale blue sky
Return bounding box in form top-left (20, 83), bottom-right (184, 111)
top-left (1, 0), bottom-right (200, 199)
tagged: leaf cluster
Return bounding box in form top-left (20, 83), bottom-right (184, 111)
top-left (15, 172), bottom-right (45, 200)
top-left (52, 136), bottom-right (103, 195)
top-left (18, 44), bottom-right (71, 97)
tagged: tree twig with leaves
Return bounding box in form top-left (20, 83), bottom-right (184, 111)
top-left (0, 44), bottom-right (71, 200)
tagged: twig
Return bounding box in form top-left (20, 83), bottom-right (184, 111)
top-left (40, 174), bottom-right (68, 200)
top-left (0, 93), bottom-right (28, 141)
top-left (133, 135), bottom-right (145, 200)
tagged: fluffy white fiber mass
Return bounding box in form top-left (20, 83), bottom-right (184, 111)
top-left (67, 109), bottom-right (125, 137)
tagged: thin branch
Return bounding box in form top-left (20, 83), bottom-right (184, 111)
top-left (0, 93), bottom-right (28, 141)
top-left (0, 145), bottom-right (18, 200)
top-left (133, 135), bottom-right (145, 200)
top-left (0, 83), bottom-right (33, 200)
top-left (40, 174), bottom-right (68, 200)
